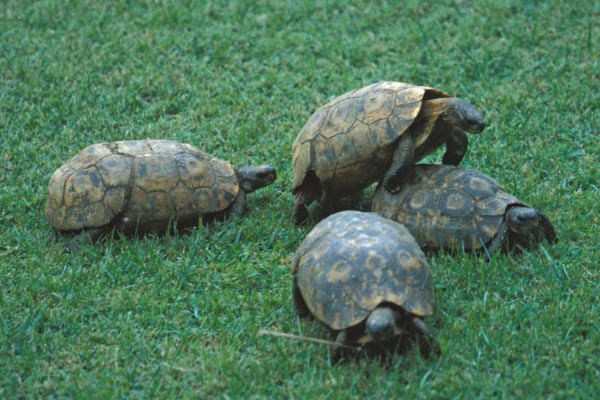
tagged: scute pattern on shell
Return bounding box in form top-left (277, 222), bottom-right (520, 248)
top-left (292, 82), bottom-right (448, 197)
top-left (292, 211), bottom-right (434, 331)
top-left (46, 140), bottom-right (239, 231)
top-left (372, 164), bottom-right (524, 251)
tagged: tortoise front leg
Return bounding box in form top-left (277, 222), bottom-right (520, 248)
top-left (227, 191), bottom-right (247, 220)
top-left (442, 128), bottom-right (468, 166)
top-left (331, 330), bottom-right (350, 364)
top-left (382, 134), bottom-right (415, 194)
top-left (482, 221), bottom-right (508, 261)
top-left (410, 317), bottom-right (441, 358)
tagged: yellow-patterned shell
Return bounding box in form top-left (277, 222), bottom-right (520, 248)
top-left (46, 140), bottom-right (239, 232)
top-left (372, 164), bottom-right (526, 251)
top-left (291, 211), bottom-right (435, 331)
top-left (292, 81), bottom-right (448, 197)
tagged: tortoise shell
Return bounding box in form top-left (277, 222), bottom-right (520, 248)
top-left (46, 140), bottom-right (239, 232)
top-left (292, 81), bottom-right (449, 197)
top-left (291, 211), bottom-right (434, 331)
top-left (372, 164), bottom-right (555, 252)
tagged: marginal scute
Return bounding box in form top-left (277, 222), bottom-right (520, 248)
top-left (47, 168), bottom-right (68, 210)
top-left (126, 187), bottom-right (175, 223)
top-left (291, 141), bottom-right (312, 193)
top-left (312, 139), bottom-right (337, 183)
top-left (64, 167), bottom-right (105, 206)
top-left (103, 186), bottom-right (128, 216)
top-left (47, 206), bottom-right (66, 228)
top-left (193, 187), bottom-right (216, 214)
top-left (72, 200), bottom-right (114, 228)
top-left (214, 185), bottom-right (238, 211)
top-left (327, 162), bottom-right (376, 195)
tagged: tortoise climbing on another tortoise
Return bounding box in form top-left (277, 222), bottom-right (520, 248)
top-left (46, 139), bottom-right (277, 250)
top-left (292, 81), bottom-right (486, 224)
top-left (371, 164), bottom-right (557, 257)
top-left (291, 211), bottom-right (441, 362)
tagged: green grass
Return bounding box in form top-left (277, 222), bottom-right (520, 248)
top-left (1, 0), bottom-right (598, 397)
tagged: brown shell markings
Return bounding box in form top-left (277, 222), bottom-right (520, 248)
top-left (292, 82), bottom-right (448, 197)
top-left (292, 211), bottom-right (434, 331)
top-left (372, 164), bottom-right (523, 251)
top-left (45, 140), bottom-right (239, 232)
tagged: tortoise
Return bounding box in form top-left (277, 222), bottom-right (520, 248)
top-left (291, 210), bottom-right (440, 362)
top-left (46, 139), bottom-right (277, 250)
top-left (371, 164), bottom-right (557, 257)
top-left (292, 81), bottom-right (486, 224)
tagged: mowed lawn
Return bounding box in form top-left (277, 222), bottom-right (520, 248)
top-left (1, 0), bottom-right (598, 398)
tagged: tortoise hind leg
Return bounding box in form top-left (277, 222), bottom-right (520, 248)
top-left (66, 228), bottom-right (106, 252)
top-left (293, 194), bottom-right (311, 226)
top-left (293, 171), bottom-right (322, 225)
top-left (410, 317), bottom-right (441, 358)
top-left (483, 222), bottom-right (508, 261)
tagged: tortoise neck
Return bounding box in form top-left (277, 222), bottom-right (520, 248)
top-left (411, 99), bottom-right (456, 159)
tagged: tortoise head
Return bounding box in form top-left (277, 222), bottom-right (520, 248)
top-left (505, 206), bottom-right (557, 246)
top-left (364, 306), bottom-right (403, 342)
top-left (235, 165), bottom-right (277, 193)
top-left (443, 97), bottom-right (486, 134)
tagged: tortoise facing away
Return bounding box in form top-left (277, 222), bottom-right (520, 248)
top-left (291, 211), bottom-right (440, 362)
top-left (46, 140), bottom-right (277, 250)
top-left (372, 164), bottom-right (557, 257)
top-left (292, 81), bottom-right (486, 224)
